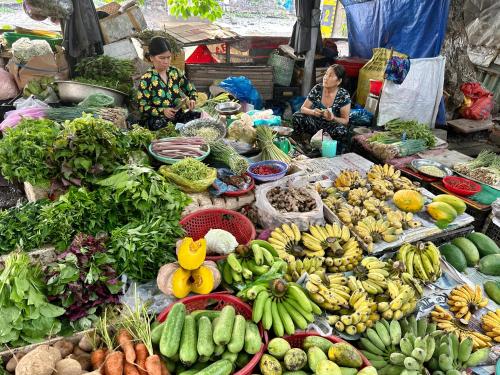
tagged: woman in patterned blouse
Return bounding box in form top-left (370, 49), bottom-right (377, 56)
top-left (292, 64), bottom-right (351, 151)
top-left (137, 37), bottom-right (201, 130)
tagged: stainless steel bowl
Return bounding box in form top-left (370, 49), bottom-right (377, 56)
top-left (180, 118), bottom-right (227, 141)
top-left (411, 159), bottom-right (453, 178)
top-left (55, 81), bottom-right (127, 105)
top-left (215, 101), bottom-right (241, 115)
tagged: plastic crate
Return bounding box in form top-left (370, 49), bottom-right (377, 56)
top-left (3, 32), bottom-right (62, 49)
top-left (157, 293), bottom-right (267, 375)
top-left (483, 213), bottom-right (500, 243)
top-left (281, 332), bottom-right (371, 368)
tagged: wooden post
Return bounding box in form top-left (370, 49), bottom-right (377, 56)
top-left (302, 0), bottom-right (321, 96)
top-left (225, 42), bottom-right (231, 63)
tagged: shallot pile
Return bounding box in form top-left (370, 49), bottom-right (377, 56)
top-left (151, 137), bottom-right (207, 159)
top-left (267, 186), bottom-right (317, 212)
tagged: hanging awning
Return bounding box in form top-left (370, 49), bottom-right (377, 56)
top-left (289, 0), bottom-right (322, 55)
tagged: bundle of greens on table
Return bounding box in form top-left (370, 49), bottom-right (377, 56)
top-left (379, 118), bottom-right (436, 147)
top-left (454, 151), bottom-right (500, 186)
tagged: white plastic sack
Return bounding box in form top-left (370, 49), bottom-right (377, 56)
top-left (254, 175), bottom-right (325, 231)
top-left (0, 69), bottom-right (19, 100)
top-left (378, 56), bottom-right (446, 128)
top-left (14, 95), bottom-right (50, 110)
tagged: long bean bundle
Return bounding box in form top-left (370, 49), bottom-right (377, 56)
top-left (256, 126), bottom-right (291, 163)
top-left (209, 140), bottom-right (249, 175)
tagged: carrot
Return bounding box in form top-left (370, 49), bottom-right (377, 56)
top-left (118, 329), bottom-right (136, 364)
top-left (91, 348), bottom-right (108, 370)
top-left (160, 361), bottom-right (170, 375)
top-left (135, 343), bottom-right (148, 375)
top-left (124, 361), bottom-right (140, 375)
top-left (104, 351), bottom-right (124, 375)
top-left (144, 354), bottom-right (162, 375)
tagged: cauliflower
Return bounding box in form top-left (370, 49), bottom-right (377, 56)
top-left (204, 229), bottom-right (238, 255)
top-left (227, 113), bottom-right (256, 145)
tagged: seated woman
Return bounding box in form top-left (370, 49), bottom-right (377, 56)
top-left (292, 64), bottom-right (351, 151)
top-left (137, 37), bottom-right (201, 130)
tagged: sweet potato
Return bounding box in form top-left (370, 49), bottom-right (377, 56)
top-left (55, 358), bottom-right (82, 375)
top-left (6, 353), bottom-right (24, 372)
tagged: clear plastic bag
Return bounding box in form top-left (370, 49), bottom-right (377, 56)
top-left (160, 166), bottom-right (217, 193)
top-left (120, 280), bottom-right (175, 315)
top-left (14, 95), bottom-right (50, 109)
top-left (24, 0), bottom-right (73, 19)
top-left (254, 175), bottom-right (325, 231)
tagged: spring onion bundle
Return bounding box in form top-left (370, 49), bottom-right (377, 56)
top-left (209, 140), bottom-right (249, 175)
top-left (256, 126), bottom-right (291, 163)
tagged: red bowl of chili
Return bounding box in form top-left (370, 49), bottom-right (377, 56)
top-left (443, 175), bottom-right (481, 196)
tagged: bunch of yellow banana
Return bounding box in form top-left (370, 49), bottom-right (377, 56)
top-left (328, 289), bottom-right (379, 335)
top-left (386, 209), bottom-right (422, 230)
top-left (268, 223), bottom-right (302, 263)
top-left (363, 197), bottom-right (392, 218)
top-left (397, 242), bottom-right (442, 282)
top-left (370, 179), bottom-right (395, 200)
top-left (334, 170), bottom-right (367, 192)
top-left (347, 257), bottom-right (389, 295)
top-left (431, 305), bottom-right (492, 349)
top-left (284, 257), bottom-right (325, 282)
top-left (367, 164), bottom-right (401, 182)
top-left (354, 216), bottom-right (399, 251)
top-left (376, 279), bottom-right (417, 320)
top-left (386, 259), bottom-right (424, 297)
top-left (323, 236), bottom-right (363, 272)
top-left (392, 175), bottom-right (419, 191)
top-left (347, 187), bottom-right (373, 206)
top-left (447, 284), bottom-right (489, 324)
top-left (336, 204), bottom-right (368, 227)
top-left (481, 309), bottom-right (500, 344)
top-left (302, 223), bottom-right (361, 260)
top-left (305, 273), bottom-right (351, 311)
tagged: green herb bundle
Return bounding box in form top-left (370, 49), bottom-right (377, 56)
top-left (0, 252), bottom-right (65, 347)
top-left (209, 140), bottom-right (249, 175)
top-left (169, 157), bottom-right (213, 180)
top-left (0, 118), bottom-right (60, 187)
top-left (75, 56), bottom-right (135, 84)
top-left (384, 118), bottom-right (436, 147)
top-left (256, 126), bottom-right (292, 163)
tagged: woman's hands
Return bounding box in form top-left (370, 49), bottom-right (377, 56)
top-left (312, 108), bottom-right (323, 117)
top-left (188, 99), bottom-right (196, 111)
top-left (163, 107), bottom-right (178, 119)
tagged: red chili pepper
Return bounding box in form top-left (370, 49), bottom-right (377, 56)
top-left (252, 165), bottom-right (281, 175)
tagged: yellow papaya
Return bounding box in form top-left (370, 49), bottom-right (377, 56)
top-left (427, 202), bottom-right (457, 229)
top-left (432, 194), bottom-right (466, 215)
top-left (393, 189), bottom-right (425, 213)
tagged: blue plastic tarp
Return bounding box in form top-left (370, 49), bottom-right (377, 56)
top-left (341, 0), bottom-right (450, 59)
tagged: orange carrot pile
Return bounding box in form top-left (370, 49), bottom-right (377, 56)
top-left (104, 351), bottom-right (124, 375)
top-left (135, 343), bottom-right (148, 375)
top-left (118, 329), bottom-right (136, 364)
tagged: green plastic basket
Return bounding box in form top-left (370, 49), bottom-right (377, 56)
top-left (148, 137), bottom-right (210, 164)
top-left (3, 32), bottom-right (63, 49)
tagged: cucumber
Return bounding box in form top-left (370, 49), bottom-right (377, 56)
top-left (178, 370), bottom-right (199, 375)
top-left (191, 310), bottom-right (222, 321)
top-left (484, 281), bottom-right (500, 304)
top-left (151, 321), bottom-right (165, 345)
top-left (244, 320), bottom-right (262, 355)
top-left (222, 350), bottom-right (238, 363)
top-left (213, 305), bottom-right (235, 346)
top-left (479, 254), bottom-right (500, 276)
top-left (235, 352), bottom-right (252, 369)
top-left (160, 302), bottom-right (186, 358)
top-left (179, 315), bottom-right (198, 366)
top-left (214, 344), bottom-right (226, 357)
top-left (466, 232), bottom-right (500, 257)
top-left (197, 316), bottom-right (215, 358)
top-left (227, 315), bottom-right (246, 353)
top-left (196, 359), bottom-right (233, 375)
top-left (302, 335), bottom-right (334, 353)
top-left (451, 237), bottom-right (480, 266)
top-left (439, 243), bottom-right (467, 271)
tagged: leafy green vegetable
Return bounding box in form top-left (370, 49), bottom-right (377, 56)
top-left (169, 157), bottom-right (213, 180)
top-left (108, 214), bottom-right (180, 282)
top-left (0, 119), bottom-right (60, 187)
top-left (384, 118), bottom-right (436, 147)
top-left (124, 124), bottom-right (156, 150)
top-left (0, 252), bottom-right (65, 347)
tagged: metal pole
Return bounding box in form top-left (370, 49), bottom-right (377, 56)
top-left (301, 0), bottom-right (321, 96)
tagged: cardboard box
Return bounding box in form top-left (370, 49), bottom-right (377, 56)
top-left (99, 6), bottom-right (147, 44)
top-left (7, 51), bottom-right (69, 89)
top-left (103, 37), bottom-right (144, 60)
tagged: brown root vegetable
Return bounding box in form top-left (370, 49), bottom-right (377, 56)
top-left (78, 335), bottom-right (94, 353)
top-left (103, 351), bottom-right (124, 375)
top-left (124, 361), bottom-right (140, 375)
top-left (73, 346), bottom-right (91, 357)
top-left (90, 348), bottom-right (107, 370)
top-left (15, 345), bottom-right (62, 375)
top-left (54, 340), bottom-right (75, 358)
top-left (117, 329), bottom-right (136, 364)
top-left (55, 358), bottom-right (82, 375)
top-left (6, 353), bottom-right (25, 372)
top-left (69, 353), bottom-right (92, 372)
top-left (134, 343), bottom-right (148, 375)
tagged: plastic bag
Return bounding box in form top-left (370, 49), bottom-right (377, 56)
top-left (254, 175), bottom-right (325, 231)
top-left (459, 82), bottom-right (494, 120)
top-left (14, 95), bottom-right (50, 110)
top-left (0, 107), bottom-right (46, 131)
top-left (24, 0), bottom-right (73, 19)
top-left (120, 280), bottom-right (175, 315)
top-left (0, 69), bottom-right (19, 100)
top-left (349, 108), bottom-right (374, 127)
top-left (219, 76), bottom-right (263, 109)
top-left (161, 166), bottom-right (217, 193)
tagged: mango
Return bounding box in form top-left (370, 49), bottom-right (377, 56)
top-left (357, 366), bottom-right (378, 375)
top-left (260, 354), bottom-right (282, 375)
top-left (268, 338), bottom-right (291, 360)
top-left (426, 201), bottom-right (457, 228)
top-left (284, 348), bottom-right (307, 371)
top-left (316, 359), bottom-right (342, 375)
top-left (340, 367), bottom-right (359, 375)
top-left (433, 194), bottom-right (466, 215)
top-left (307, 347), bottom-right (327, 372)
top-left (302, 336), bottom-right (334, 353)
top-left (328, 343), bottom-right (363, 368)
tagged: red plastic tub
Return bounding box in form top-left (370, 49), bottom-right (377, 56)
top-left (336, 57), bottom-right (369, 78)
top-left (369, 79), bottom-right (383, 96)
top-left (281, 332), bottom-right (372, 368)
top-left (443, 175), bottom-right (481, 196)
top-left (157, 293), bottom-right (268, 375)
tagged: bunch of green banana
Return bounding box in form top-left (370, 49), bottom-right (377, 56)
top-left (390, 332), bottom-right (435, 374)
top-left (427, 333), bottom-right (490, 374)
top-left (328, 289), bottom-right (379, 335)
top-left (397, 242), bottom-right (442, 282)
top-left (284, 257), bottom-right (325, 282)
top-left (348, 257), bottom-right (389, 295)
top-left (244, 278), bottom-right (321, 337)
top-left (376, 279), bottom-right (417, 321)
top-left (305, 273), bottom-right (352, 311)
top-left (268, 223), bottom-right (302, 263)
top-left (221, 240), bottom-right (283, 285)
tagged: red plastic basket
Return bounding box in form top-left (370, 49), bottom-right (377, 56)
top-left (443, 176), bottom-right (481, 196)
top-left (157, 293), bottom-right (268, 375)
top-left (280, 332), bottom-right (372, 368)
top-left (180, 208), bottom-right (256, 261)
top-left (224, 175), bottom-right (256, 197)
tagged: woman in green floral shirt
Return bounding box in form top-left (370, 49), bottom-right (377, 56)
top-left (137, 37), bottom-right (201, 130)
